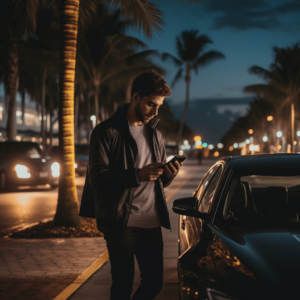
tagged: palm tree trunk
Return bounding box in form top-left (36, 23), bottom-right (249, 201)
top-left (6, 40), bottom-right (19, 140)
top-left (177, 76), bottom-right (190, 147)
top-left (49, 97), bottom-right (53, 149)
top-left (41, 67), bottom-right (47, 155)
top-left (94, 85), bottom-right (99, 124)
top-left (291, 101), bottom-right (295, 153)
top-left (86, 90), bottom-right (91, 143)
top-left (53, 0), bottom-right (80, 227)
top-left (21, 88), bottom-right (25, 125)
top-left (74, 93), bottom-right (79, 143)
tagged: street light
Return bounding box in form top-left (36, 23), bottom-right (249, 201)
top-left (90, 115), bottom-right (96, 128)
top-left (263, 136), bottom-right (268, 142)
top-left (276, 131), bottom-right (282, 138)
top-left (194, 136), bottom-right (201, 141)
top-left (233, 143), bottom-right (238, 148)
top-left (297, 131), bottom-right (300, 137)
top-left (267, 116), bottom-right (273, 121)
top-left (246, 139), bottom-right (250, 144)
top-left (248, 129), bottom-right (253, 134)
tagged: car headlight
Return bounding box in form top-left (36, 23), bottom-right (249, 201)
top-left (207, 288), bottom-right (238, 300)
top-left (74, 163), bottom-right (77, 168)
top-left (14, 164), bottom-right (31, 178)
top-left (51, 162), bottom-right (60, 177)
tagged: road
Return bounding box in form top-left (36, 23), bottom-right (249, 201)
top-left (0, 176), bottom-right (85, 236)
top-left (0, 158), bottom-right (217, 237)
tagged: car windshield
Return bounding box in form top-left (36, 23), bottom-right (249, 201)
top-left (223, 170), bottom-right (300, 225)
top-left (75, 145), bottom-right (89, 156)
top-left (3, 143), bottom-right (42, 159)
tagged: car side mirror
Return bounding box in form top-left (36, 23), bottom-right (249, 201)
top-left (172, 197), bottom-right (208, 220)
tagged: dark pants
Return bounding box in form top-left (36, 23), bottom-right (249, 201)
top-left (104, 226), bottom-right (164, 300)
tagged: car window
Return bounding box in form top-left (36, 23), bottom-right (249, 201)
top-left (75, 145), bottom-right (89, 155)
top-left (223, 171), bottom-right (300, 225)
top-left (195, 165), bottom-right (219, 202)
top-left (198, 166), bottom-right (223, 214)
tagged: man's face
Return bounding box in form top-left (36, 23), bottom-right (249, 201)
top-left (133, 93), bottom-right (165, 124)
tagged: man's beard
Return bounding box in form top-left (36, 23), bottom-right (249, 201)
top-left (134, 101), bottom-right (148, 123)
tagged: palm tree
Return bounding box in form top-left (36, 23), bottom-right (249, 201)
top-left (53, 0), bottom-right (202, 227)
top-left (162, 30), bottom-right (225, 146)
top-left (0, 0), bottom-right (40, 140)
top-left (244, 44), bottom-right (300, 152)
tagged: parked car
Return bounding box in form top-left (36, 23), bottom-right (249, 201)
top-left (48, 144), bottom-right (89, 176)
top-left (173, 154), bottom-right (300, 300)
top-left (0, 141), bottom-right (59, 190)
top-left (74, 144), bottom-right (89, 176)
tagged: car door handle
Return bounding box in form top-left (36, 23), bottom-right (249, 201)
top-left (181, 218), bottom-right (186, 230)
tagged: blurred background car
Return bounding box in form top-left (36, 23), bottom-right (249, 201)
top-left (48, 144), bottom-right (89, 177)
top-left (74, 144), bottom-right (89, 176)
top-left (0, 141), bottom-right (59, 190)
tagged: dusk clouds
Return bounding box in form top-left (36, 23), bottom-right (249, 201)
top-left (201, 0), bottom-right (300, 31)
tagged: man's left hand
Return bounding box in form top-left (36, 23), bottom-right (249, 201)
top-left (164, 161), bottom-right (183, 177)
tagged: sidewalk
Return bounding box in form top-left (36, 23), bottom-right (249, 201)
top-left (0, 159), bottom-right (214, 300)
top-left (67, 160), bottom-right (212, 300)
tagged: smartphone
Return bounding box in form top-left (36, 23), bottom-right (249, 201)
top-left (158, 155), bottom-right (187, 169)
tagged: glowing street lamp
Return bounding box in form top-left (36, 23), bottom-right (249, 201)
top-left (233, 143), bottom-right (238, 148)
top-left (297, 131), bottom-right (300, 137)
top-left (90, 115), bottom-right (96, 128)
top-left (267, 116), bottom-right (273, 121)
top-left (194, 136), bottom-right (201, 141)
top-left (246, 139), bottom-right (250, 144)
top-left (248, 129), bottom-right (253, 134)
top-left (276, 131), bottom-right (282, 138)
top-left (217, 143), bottom-right (223, 149)
top-left (263, 136), bottom-right (268, 142)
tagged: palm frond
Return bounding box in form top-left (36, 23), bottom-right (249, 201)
top-left (171, 68), bottom-right (183, 88)
top-left (249, 65), bottom-right (272, 80)
top-left (195, 50), bottom-right (225, 68)
top-left (78, 0), bottom-right (100, 31)
top-left (161, 53), bottom-right (182, 67)
top-left (106, 0), bottom-right (164, 38)
top-left (125, 50), bottom-right (160, 63)
top-left (13, 0), bottom-right (39, 37)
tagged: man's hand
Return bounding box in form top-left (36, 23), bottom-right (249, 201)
top-left (164, 161), bottom-right (183, 177)
top-left (137, 162), bottom-right (165, 181)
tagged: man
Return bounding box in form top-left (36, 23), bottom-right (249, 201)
top-left (80, 70), bottom-right (183, 300)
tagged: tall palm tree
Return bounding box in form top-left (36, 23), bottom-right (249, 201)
top-left (162, 30), bottom-right (225, 146)
top-left (244, 44), bottom-right (300, 152)
top-left (0, 0), bottom-right (39, 140)
top-left (54, 0), bottom-right (202, 227)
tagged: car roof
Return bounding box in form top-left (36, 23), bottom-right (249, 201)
top-left (224, 153), bottom-right (300, 170)
top-left (0, 141), bottom-right (39, 146)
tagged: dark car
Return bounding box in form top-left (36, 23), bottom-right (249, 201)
top-left (172, 154), bottom-right (300, 300)
top-left (74, 144), bottom-right (89, 176)
top-left (0, 141), bottom-right (59, 190)
top-left (48, 144), bottom-right (89, 176)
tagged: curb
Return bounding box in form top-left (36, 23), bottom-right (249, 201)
top-left (55, 166), bottom-right (202, 300)
top-left (53, 250), bottom-right (109, 300)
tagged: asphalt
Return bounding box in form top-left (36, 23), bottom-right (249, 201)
top-left (0, 158), bottom-right (215, 300)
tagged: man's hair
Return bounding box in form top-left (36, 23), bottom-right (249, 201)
top-left (131, 70), bottom-right (171, 101)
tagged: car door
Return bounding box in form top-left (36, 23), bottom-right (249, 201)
top-left (178, 164), bottom-right (224, 299)
top-left (179, 164), bottom-right (223, 256)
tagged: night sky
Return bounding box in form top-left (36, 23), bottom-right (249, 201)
top-left (126, 0), bottom-right (300, 143)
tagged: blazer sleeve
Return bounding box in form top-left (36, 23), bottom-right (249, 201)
top-left (88, 125), bottom-right (141, 191)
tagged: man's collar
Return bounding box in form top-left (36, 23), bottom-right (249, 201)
top-left (114, 103), bottom-right (160, 129)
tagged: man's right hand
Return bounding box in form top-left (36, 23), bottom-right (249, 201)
top-left (137, 162), bottom-right (165, 181)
